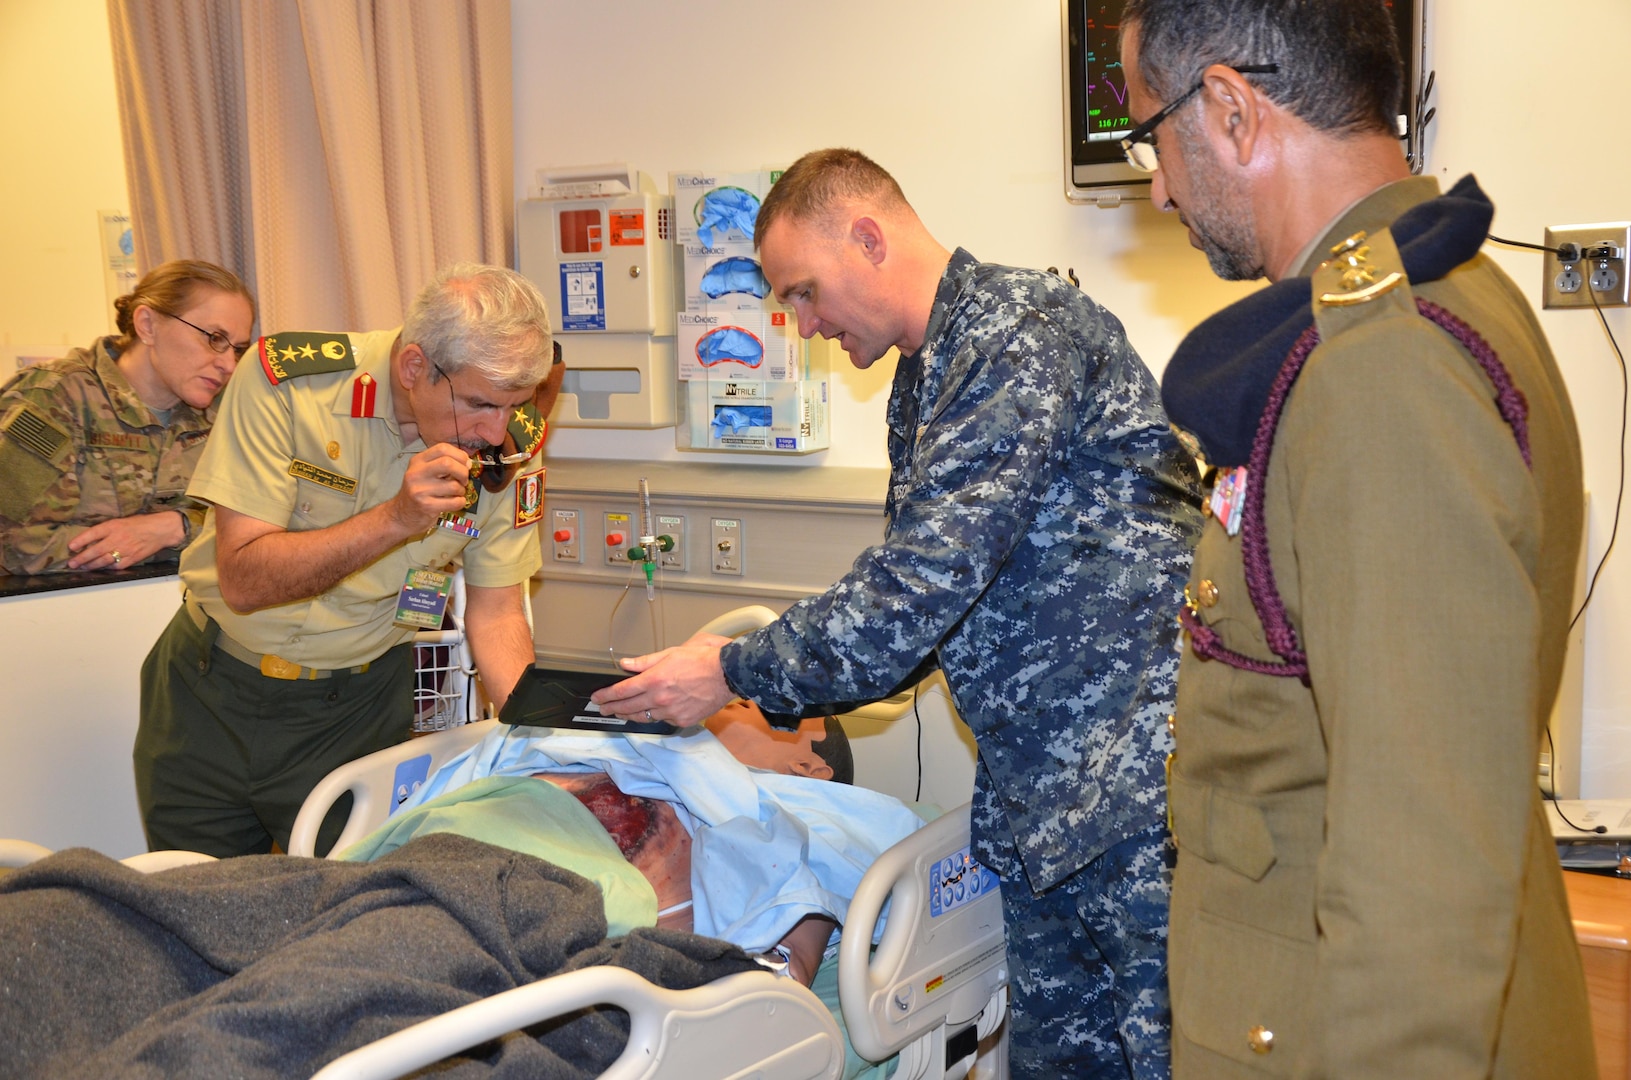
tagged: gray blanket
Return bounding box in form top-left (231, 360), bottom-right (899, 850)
top-left (0, 833), bottom-right (758, 1079)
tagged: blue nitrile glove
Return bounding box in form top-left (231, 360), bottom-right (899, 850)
top-left (701, 256), bottom-right (771, 300)
top-left (711, 408), bottom-right (757, 436)
top-left (696, 187), bottom-right (761, 246)
top-left (697, 326), bottom-right (764, 369)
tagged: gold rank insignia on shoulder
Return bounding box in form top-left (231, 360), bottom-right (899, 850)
top-left (507, 402), bottom-right (547, 459)
top-left (259, 332), bottom-right (357, 386)
top-left (1317, 231), bottom-right (1404, 307)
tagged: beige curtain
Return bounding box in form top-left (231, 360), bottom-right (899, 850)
top-left (105, 1), bottom-right (256, 290)
top-left (108, 0), bottom-right (513, 332)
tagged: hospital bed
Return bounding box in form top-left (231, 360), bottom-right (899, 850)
top-left (3, 605), bottom-right (1010, 1080)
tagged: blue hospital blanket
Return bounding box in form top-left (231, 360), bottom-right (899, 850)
top-left (390, 724), bottom-right (927, 953)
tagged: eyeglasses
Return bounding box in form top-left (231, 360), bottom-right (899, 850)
top-left (1120, 64), bottom-right (1279, 172)
top-left (166, 312), bottom-right (253, 358)
top-left (431, 360), bottom-right (530, 492)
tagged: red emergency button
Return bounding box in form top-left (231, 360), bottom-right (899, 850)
top-left (606, 532), bottom-right (626, 546)
top-left (554, 529), bottom-right (573, 543)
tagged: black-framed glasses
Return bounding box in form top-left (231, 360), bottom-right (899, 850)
top-left (431, 359), bottom-right (530, 492)
top-left (1120, 64), bottom-right (1279, 173)
top-left (165, 312), bottom-right (253, 358)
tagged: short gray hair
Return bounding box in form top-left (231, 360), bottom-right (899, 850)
top-left (1123, 0), bottom-right (1402, 138)
top-left (403, 263), bottom-right (554, 391)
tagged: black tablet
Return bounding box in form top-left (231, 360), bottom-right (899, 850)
top-left (498, 666), bottom-right (682, 735)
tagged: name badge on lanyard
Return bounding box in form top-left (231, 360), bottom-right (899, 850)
top-left (395, 567), bottom-right (452, 629)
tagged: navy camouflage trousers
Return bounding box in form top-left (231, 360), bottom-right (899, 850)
top-left (974, 761), bottom-right (1174, 1079)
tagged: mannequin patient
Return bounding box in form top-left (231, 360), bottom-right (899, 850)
top-left (536, 700), bottom-right (850, 983)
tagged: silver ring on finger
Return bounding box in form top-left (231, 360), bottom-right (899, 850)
top-left (644, 709), bottom-right (654, 721)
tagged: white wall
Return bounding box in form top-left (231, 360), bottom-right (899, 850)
top-left (0, 578), bottom-right (178, 857)
top-left (514, 0), bottom-right (1631, 796)
top-left (1423, 0), bottom-right (1631, 796)
top-left (512, 0), bottom-right (1261, 472)
top-left (0, 0), bottom-right (128, 352)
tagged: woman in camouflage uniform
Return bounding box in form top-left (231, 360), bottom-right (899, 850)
top-left (0, 260), bottom-right (254, 575)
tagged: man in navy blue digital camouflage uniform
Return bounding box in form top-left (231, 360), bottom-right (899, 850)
top-left (592, 148), bottom-right (1201, 1078)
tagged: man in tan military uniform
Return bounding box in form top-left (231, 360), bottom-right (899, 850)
top-left (136, 264), bottom-right (563, 858)
top-left (1122, 2), bottom-right (1595, 1076)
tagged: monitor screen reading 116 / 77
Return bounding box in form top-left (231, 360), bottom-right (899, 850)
top-left (1062, 0), bottom-right (1418, 203)
top-left (1080, 3), bottom-right (1133, 149)
top-left (1063, 0), bottom-right (1149, 201)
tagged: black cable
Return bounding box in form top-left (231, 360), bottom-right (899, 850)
top-left (1483, 231), bottom-right (1627, 631)
top-left (1570, 281), bottom-right (1627, 631)
top-left (1542, 726), bottom-right (1607, 834)
top-left (1486, 233), bottom-right (1561, 256)
top-left (912, 679), bottom-right (924, 804)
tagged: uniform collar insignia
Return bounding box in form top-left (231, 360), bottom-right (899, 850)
top-left (507, 402), bottom-right (547, 458)
top-left (1161, 174), bottom-right (1496, 468)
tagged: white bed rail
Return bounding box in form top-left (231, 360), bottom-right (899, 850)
top-left (0, 839), bottom-right (216, 873)
top-left (840, 803), bottom-right (1008, 1074)
top-left (695, 603), bottom-right (780, 639)
top-left (310, 968), bottom-right (842, 1080)
top-left (286, 718), bottom-right (501, 858)
top-left (0, 839), bottom-right (54, 868)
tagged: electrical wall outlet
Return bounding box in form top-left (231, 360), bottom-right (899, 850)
top-left (1543, 222), bottom-right (1631, 309)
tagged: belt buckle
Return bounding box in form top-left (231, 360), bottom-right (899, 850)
top-left (260, 654), bottom-right (305, 680)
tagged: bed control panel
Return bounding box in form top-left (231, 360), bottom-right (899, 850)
top-left (929, 847), bottom-right (1000, 918)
